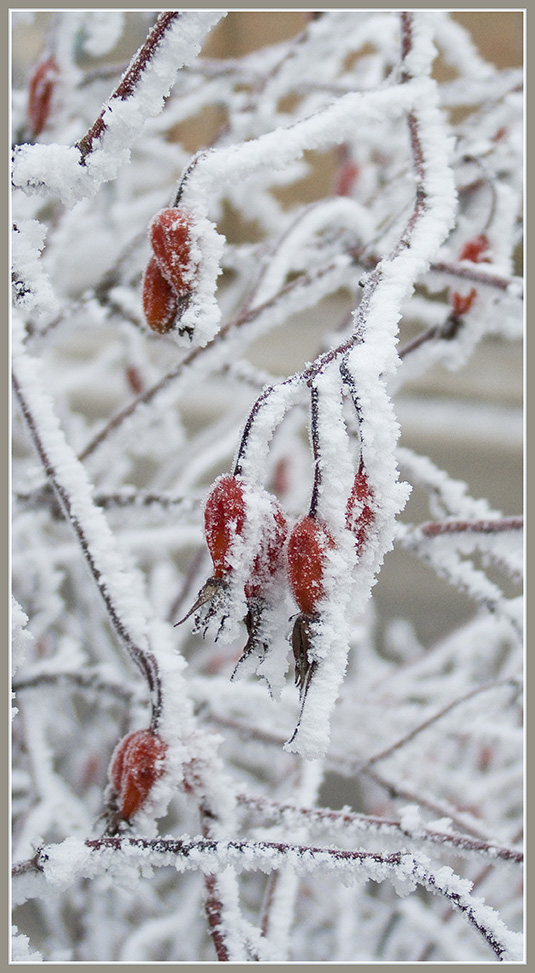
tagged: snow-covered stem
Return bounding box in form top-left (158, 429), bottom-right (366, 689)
top-left (78, 254), bottom-right (356, 465)
top-left (12, 342), bottom-right (163, 729)
top-left (419, 517), bottom-right (523, 537)
top-left (200, 707), bottom-right (515, 841)
top-left (360, 677), bottom-right (521, 770)
top-left (13, 835), bottom-right (522, 961)
top-left (75, 12), bottom-right (182, 163)
top-left (235, 794), bottom-right (523, 865)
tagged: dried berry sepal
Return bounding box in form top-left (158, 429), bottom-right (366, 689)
top-left (291, 611), bottom-right (319, 696)
top-left (230, 596), bottom-right (270, 679)
top-left (285, 611), bottom-right (320, 744)
top-left (174, 576), bottom-right (229, 638)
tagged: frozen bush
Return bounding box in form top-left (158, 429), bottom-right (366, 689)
top-left (11, 10), bottom-right (523, 962)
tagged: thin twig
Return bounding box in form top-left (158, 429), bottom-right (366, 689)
top-left (12, 366), bottom-right (162, 730)
top-left (419, 517), bottom-right (523, 537)
top-left (235, 793), bottom-right (523, 865)
top-left (360, 677), bottom-right (521, 771)
top-left (76, 12), bottom-right (182, 163)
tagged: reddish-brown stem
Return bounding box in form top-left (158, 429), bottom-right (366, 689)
top-left (432, 260), bottom-right (522, 293)
top-left (362, 677), bottom-right (521, 771)
top-left (420, 517), bottom-right (523, 537)
top-left (203, 872), bottom-right (231, 962)
top-left (308, 383), bottom-right (321, 518)
top-left (236, 793), bottom-right (523, 865)
top-left (201, 710), bottom-right (502, 840)
top-left (14, 836), bottom-right (516, 959)
top-left (199, 803), bottom-right (231, 962)
top-left (76, 12), bottom-right (181, 163)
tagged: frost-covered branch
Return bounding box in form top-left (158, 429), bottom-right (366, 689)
top-left (236, 794), bottom-right (523, 865)
top-left (12, 12), bottom-right (226, 205)
top-left (12, 318), bottom-right (163, 726)
top-left (13, 835), bottom-right (523, 961)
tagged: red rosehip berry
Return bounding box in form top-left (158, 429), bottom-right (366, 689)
top-left (204, 474), bottom-right (248, 580)
top-left (451, 287), bottom-right (478, 317)
top-left (142, 256), bottom-right (179, 334)
top-left (109, 729), bottom-right (167, 823)
top-left (149, 208), bottom-right (196, 294)
top-left (459, 234), bottom-right (491, 264)
top-left (334, 160), bottom-right (360, 197)
top-left (245, 504), bottom-right (288, 599)
top-left (27, 56), bottom-right (59, 138)
top-left (345, 470), bottom-right (374, 555)
top-left (287, 516), bottom-right (335, 616)
top-left (204, 473), bottom-right (287, 585)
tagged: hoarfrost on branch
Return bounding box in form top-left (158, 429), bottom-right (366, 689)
top-left (11, 9), bottom-right (523, 963)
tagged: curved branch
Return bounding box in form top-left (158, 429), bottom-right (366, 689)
top-left (12, 329), bottom-right (163, 729)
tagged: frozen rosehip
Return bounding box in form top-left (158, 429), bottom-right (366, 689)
top-left (459, 234), bottom-right (491, 263)
top-left (27, 56), bottom-right (59, 138)
top-left (245, 504), bottom-right (288, 599)
top-left (451, 287), bottom-right (478, 317)
top-left (143, 256), bottom-right (179, 333)
top-left (149, 208), bottom-right (196, 294)
top-left (204, 474), bottom-right (248, 579)
top-left (109, 728), bottom-right (167, 823)
top-left (346, 469), bottom-right (374, 555)
top-left (176, 475), bottom-right (287, 644)
top-left (287, 516), bottom-right (335, 616)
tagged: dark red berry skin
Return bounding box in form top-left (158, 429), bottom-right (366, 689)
top-left (451, 287), bottom-right (478, 317)
top-left (287, 516), bottom-right (335, 616)
top-left (149, 209), bottom-right (195, 294)
top-left (110, 729), bottom-right (167, 823)
top-left (245, 505), bottom-right (287, 599)
top-left (204, 474), bottom-right (287, 588)
top-left (27, 57), bottom-right (59, 138)
top-left (459, 234), bottom-right (491, 264)
top-left (143, 256), bottom-right (179, 333)
top-left (345, 471), bottom-right (374, 555)
top-left (204, 475), bottom-right (247, 579)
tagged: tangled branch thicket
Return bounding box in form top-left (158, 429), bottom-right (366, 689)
top-left (11, 10), bottom-right (523, 963)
